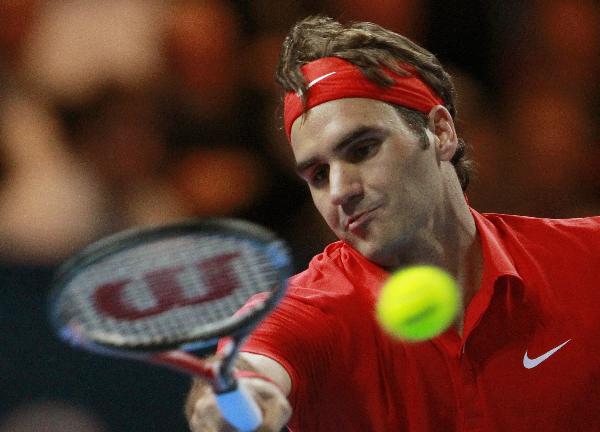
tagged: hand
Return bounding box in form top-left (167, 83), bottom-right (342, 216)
top-left (187, 376), bottom-right (292, 432)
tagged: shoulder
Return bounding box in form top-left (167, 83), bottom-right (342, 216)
top-left (478, 212), bottom-right (600, 291)
top-left (482, 212), bottom-right (600, 231)
top-left (481, 212), bottom-right (600, 252)
top-left (477, 212), bottom-right (600, 318)
top-left (287, 240), bottom-right (387, 300)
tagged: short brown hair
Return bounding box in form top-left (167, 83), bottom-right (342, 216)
top-left (276, 15), bottom-right (471, 191)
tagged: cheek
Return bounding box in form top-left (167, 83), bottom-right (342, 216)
top-left (367, 160), bottom-right (406, 194)
top-left (310, 191), bottom-right (339, 228)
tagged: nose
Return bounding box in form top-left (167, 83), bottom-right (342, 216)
top-left (329, 162), bottom-right (363, 206)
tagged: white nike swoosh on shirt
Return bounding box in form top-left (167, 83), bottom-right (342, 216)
top-left (307, 71), bottom-right (337, 89)
top-left (523, 339), bottom-right (571, 369)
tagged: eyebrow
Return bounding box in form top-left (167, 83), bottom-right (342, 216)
top-left (295, 125), bottom-right (386, 174)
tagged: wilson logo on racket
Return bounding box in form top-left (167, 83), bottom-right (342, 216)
top-left (94, 252), bottom-right (241, 320)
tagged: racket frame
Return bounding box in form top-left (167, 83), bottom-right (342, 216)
top-left (48, 218), bottom-right (292, 395)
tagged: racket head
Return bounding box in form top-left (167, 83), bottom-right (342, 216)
top-left (49, 218), bottom-right (292, 356)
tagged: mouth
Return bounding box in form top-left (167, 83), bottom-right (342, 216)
top-left (344, 207), bottom-right (379, 232)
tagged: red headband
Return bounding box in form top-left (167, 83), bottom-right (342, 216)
top-left (283, 57), bottom-right (444, 140)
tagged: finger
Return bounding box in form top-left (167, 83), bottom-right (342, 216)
top-left (244, 379), bottom-right (292, 432)
top-left (190, 392), bottom-right (237, 432)
top-left (191, 379), bottom-right (291, 432)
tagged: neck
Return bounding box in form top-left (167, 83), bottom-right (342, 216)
top-left (432, 172), bottom-right (482, 334)
top-left (387, 169), bottom-right (483, 333)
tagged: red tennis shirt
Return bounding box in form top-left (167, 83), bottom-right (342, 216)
top-left (241, 210), bottom-right (600, 431)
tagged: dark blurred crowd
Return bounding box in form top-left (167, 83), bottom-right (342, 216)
top-left (1, 0), bottom-right (599, 430)
top-left (1, 0), bottom-right (599, 266)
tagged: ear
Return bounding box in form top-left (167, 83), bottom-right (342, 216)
top-left (427, 105), bottom-right (458, 162)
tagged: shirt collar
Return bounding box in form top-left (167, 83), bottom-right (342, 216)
top-left (470, 207), bottom-right (522, 284)
top-left (462, 208), bottom-right (531, 340)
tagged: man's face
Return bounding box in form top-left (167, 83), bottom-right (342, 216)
top-left (290, 98), bottom-right (446, 268)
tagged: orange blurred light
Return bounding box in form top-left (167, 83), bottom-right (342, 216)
top-left (174, 147), bottom-right (268, 216)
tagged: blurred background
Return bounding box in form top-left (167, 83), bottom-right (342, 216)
top-left (1, 0), bottom-right (599, 430)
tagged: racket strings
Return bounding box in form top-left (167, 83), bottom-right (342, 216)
top-left (55, 235), bottom-right (281, 347)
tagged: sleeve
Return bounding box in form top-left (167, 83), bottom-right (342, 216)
top-left (240, 291), bottom-right (349, 415)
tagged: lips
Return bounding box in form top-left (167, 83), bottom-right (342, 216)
top-left (344, 207), bottom-right (378, 232)
top-left (345, 212), bottom-right (364, 230)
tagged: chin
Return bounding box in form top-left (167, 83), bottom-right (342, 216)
top-left (355, 234), bottom-right (412, 269)
top-left (352, 240), bottom-right (387, 264)
top-left (365, 250), bottom-right (394, 268)
top-left (343, 228), bottom-right (403, 266)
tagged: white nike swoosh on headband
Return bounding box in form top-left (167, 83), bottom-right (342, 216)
top-left (307, 71), bottom-right (337, 89)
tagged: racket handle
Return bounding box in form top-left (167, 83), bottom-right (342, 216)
top-left (215, 381), bottom-right (262, 432)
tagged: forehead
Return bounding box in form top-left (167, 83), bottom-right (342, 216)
top-left (290, 98), bottom-right (404, 159)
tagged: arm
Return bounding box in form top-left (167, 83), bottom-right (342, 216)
top-left (185, 352), bottom-right (292, 432)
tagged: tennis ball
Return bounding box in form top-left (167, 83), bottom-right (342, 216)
top-left (376, 265), bottom-right (460, 341)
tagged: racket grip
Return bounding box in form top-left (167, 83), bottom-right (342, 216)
top-left (215, 381), bottom-right (262, 432)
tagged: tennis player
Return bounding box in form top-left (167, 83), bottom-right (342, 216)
top-left (186, 16), bottom-right (600, 431)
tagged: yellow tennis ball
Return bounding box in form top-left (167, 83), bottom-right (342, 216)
top-left (376, 265), bottom-right (460, 341)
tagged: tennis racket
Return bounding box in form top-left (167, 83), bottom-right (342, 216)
top-left (48, 218), bottom-right (292, 432)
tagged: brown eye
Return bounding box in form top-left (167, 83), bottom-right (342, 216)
top-left (350, 140), bottom-right (380, 162)
top-left (310, 165), bottom-right (329, 186)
